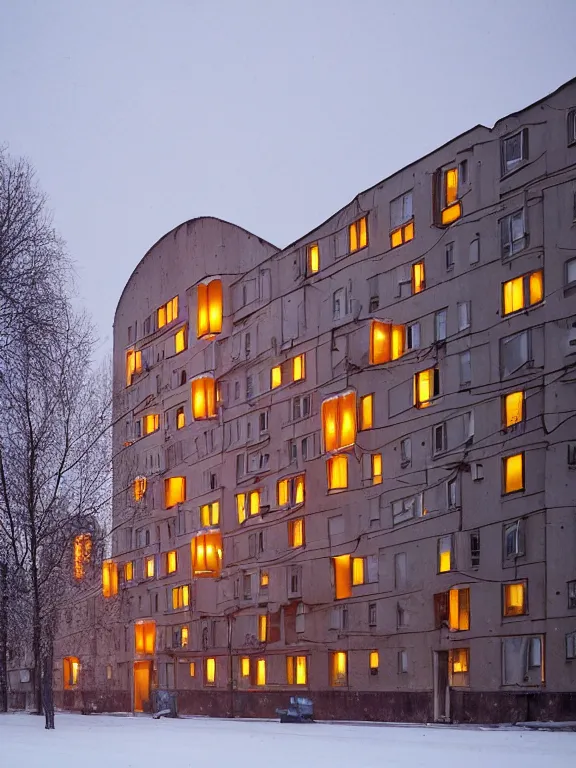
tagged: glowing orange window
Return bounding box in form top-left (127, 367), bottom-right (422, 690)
top-left (126, 348), bottom-right (142, 387)
top-left (133, 476), bottom-right (147, 501)
top-left (440, 167), bottom-right (462, 225)
top-left (164, 477), bottom-right (186, 508)
top-left (370, 320), bottom-right (405, 364)
top-left (321, 391), bottom-right (357, 452)
top-left (73, 534), bottom-right (92, 580)
top-left (349, 216), bottom-right (368, 253)
top-left (411, 262), bottom-right (425, 294)
top-left (191, 377), bottom-right (217, 420)
top-left (102, 560), bottom-right (118, 598)
top-left (191, 532), bottom-right (222, 577)
top-left (197, 279), bottom-right (223, 339)
top-left (134, 621), bottom-right (156, 655)
top-left (63, 656), bottom-right (80, 689)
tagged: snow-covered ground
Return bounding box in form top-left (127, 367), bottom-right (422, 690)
top-left (0, 713), bottom-right (573, 767)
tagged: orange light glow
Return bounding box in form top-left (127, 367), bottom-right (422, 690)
top-left (73, 534), bottom-right (92, 580)
top-left (504, 391), bottom-right (524, 427)
top-left (289, 518), bottom-right (305, 548)
top-left (125, 349), bottom-right (142, 387)
top-left (102, 560), bottom-right (118, 598)
top-left (271, 365), bottom-right (282, 389)
top-left (293, 354), bottom-right (305, 382)
top-left (135, 621), bottom-right (156, 655)
top-left (308, 243), bottom-right (319, 273)
top-left (164, 476), bottom-right (186, 508)
top-left (191, 532), bottom-right (222, 577)
top-left (504, 453), bottom-right (524, 493)
top-left (166, 550), bottom-right (177, 574)
top-left (63, 656), bottom-right (80, 689)
top-left (197, 279), bottom-right (223, 339)
top-left (191, 377), bottom-right (217, 420)
top-left (360, 394), bottom-right (373, 430)
top-left (371, 454), bottom-right (382, 485)
top-left (330, 651), bottom-right (347, 686)
top-left (412, 261), bottom-right (425, 293)
top-left (174, 326), bottom-right (187, 354)
top-left (349, 216), bottom-right (368, 253)
top-left (133, 476), bottom-right (147, 502)
top-left (327, 455), bottom-right (348, 490)
top-left (370, 321), bottom-right (405, 364)
top-left (333, 555), bottom-right (352, 599)
top-left (143, 414), bottom-right (159, 435)
top-left (321, 391), bottom-right (357, 452)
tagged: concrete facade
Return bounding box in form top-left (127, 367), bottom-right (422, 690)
top-left (50, 79), bottom-right (576, 723)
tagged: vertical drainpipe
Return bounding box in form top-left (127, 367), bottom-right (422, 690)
top-left (227, 613), bottom-right (234, 718)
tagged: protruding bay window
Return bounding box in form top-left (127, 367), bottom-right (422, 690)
top-left (191, 532), bottom-right (222, 577)
top-left (197, 279), bottom-right (223, 339)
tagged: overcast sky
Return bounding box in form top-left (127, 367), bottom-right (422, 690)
top-left (2, 0), bottom-right (575, 351)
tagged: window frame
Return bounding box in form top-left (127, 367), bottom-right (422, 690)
top-left (500, 209), bottom-right (527, 260)
top-left (349, 216), bottom-right (368, 254)
top-left (503, 580), bottom-right (528, 617)
top-left (501, 129), bottom-right (528, 176)
top-left (307, 243), bottom-right (320, 275)
top-left (502, 269), bottom-right (544, 316)
top-left (502, 453), bottom-right (525, 495)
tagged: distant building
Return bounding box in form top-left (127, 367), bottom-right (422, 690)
top-left (52, 78), bottom-right (576, 723)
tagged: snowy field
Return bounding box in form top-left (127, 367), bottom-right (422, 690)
top-left (0, 713), bottom-right (574, 768)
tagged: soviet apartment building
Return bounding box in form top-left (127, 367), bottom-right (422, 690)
top-left (53, 78), bottom-right (576, 724)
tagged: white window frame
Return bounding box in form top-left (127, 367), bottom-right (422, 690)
top-left (390, 191), bottom-right (413, 229)
top-left (502, 130), bottom-right (527, 174)
top-left (445, 242), bottom-right (454, 271)
top-left (433, 423), bottom-right (447, 456)
top-left (392, 493), bottom-right (423, 525)
top-left (500, 210), bottom-right (527, 259)
top-left (406, 322), bottom-right (420, 350)
top-left (458, 301), bottom-right (470, 331)
top-left (459, 350), bottom-right (472, 387)
top-left (435, 309), bottom-right (447, 342)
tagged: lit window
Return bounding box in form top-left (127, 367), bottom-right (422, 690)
top-left (270, 365), bottom-right (282, 389)
top-left (164, 477), bottom-right (186, 508)
top-left (360, 393), bottom-right (373, 430)
top-left (236, 490), bottom-right (260, 524)
top-left (321, 391), bottom-right (357, 452)
top-left (330, 651), bottom-right (347, 686)
top-left (191, 532), bottom-right (222, 577)
top-left (157, 296), bottom-right (179, 329)
top-left (63, 656), bottom-right (80, 689)
top-left (333, 555), bottom-right (352, 599)
top-left (438, 535), bottom-right (453, 573)
top-left (327, 455), bottom-right (348, 490)
top-left (288, 518), bottom-right (305, 548)
top-left (189, 662), bottom-right (196, 677)
top-left (200, 501), bottom-right (220, 527)
top-left (260, 571), bottom-right (269, 588)
top-left (133, 476), bottom-right (147, 501)
top-left (277, 475), bottom-right (305, 507)
top-left (174, 326), bottom-right (187, 355)
top-left (240, 657), bottom-right (250, 678)
top-left (349, 216), bottom-right (368, 253)
top-left (449, 648), bottom-right (469, 686)
top-left (286, 656), bottom-right (307, 685)
top-left (102, 560), bottom-right (118, 598)
top-left (390, 191), bottom-right (414, 248)
top-left (181, 627), bottom-right (189, 647)
top-left (504, 582), bottom-right (526, 616)
top-left (503, 453), bottom-right (524, 494)
top-left (439, 167), bottom-right (462, 225)
top-left (73, 534), bottom-right (92, 580)
top-left (197, 279), bottom-right (223, 339)
top-left (449, 587), bottom-right (470, 631)
top-left (369, 320), bottom-right (405, 364)
top-left (413, 367), bottom-right (439, 408)
top-left (255, 658), bottom-right (266, 686)
top-left (258, 614), bottom-right (268, 642)
top-left (352, 557), bottom-right (365, 586)
top-left (502, 269), bottom-right (543, 315)
top-left (176, 407), bottom-right (185, 430)
top-left (134, 621), bottom-right (156, 655)
top-left (191, 377), bottom-right (217, 420)
top-left (503, 391), bottom-right (524, 428)
top-left (145, 556), bottom-right (155, 579)
top-left (126, 348), bottom-right (142, 387)
top-left (166, 550), bottom-right (177, 574)
top-left (172, 584), bottom-right (190, 610)
top-left (293, 354), bottom-right (306, 382)
top-left (143, 414), bottom-right (160, 435)
top-left (124, 561), bottom-right (134, 582)
top-left (411, 261), bottom-right (425, 294)
top-left (205, 657), bottom-right (216, 685)
top-left (371, 454), bottom-right (382, 485)
top-left (369, 650), bottom-right (379, 672)
top-left (307, 243), bottom-right (319, 274)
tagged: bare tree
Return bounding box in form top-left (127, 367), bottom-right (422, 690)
top-left (0, 148), bottom-right (112, 726)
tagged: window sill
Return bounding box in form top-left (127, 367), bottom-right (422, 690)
top-left (500, 161), bottom-right (529, 181)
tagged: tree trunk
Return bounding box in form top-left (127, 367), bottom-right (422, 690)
top-left (42, 640), bottom-right (54, 729)
top-left (31, 554), bottom-right (42, 715)
top-left (0, 562), bottom-right (8, 712)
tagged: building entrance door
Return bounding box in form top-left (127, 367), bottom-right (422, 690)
top-left (433, 651), bottom-right (450, 722)
top-left (133, 661), bottom-right (152, 713)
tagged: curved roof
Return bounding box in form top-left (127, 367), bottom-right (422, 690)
top-left (114, 216), bottom-right (278, 321)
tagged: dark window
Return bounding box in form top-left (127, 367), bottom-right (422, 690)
top-left (470, 530), bottom-right (480, 568)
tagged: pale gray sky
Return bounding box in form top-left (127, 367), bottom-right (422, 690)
top-left (2, 0), bottom-right (575, 349)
